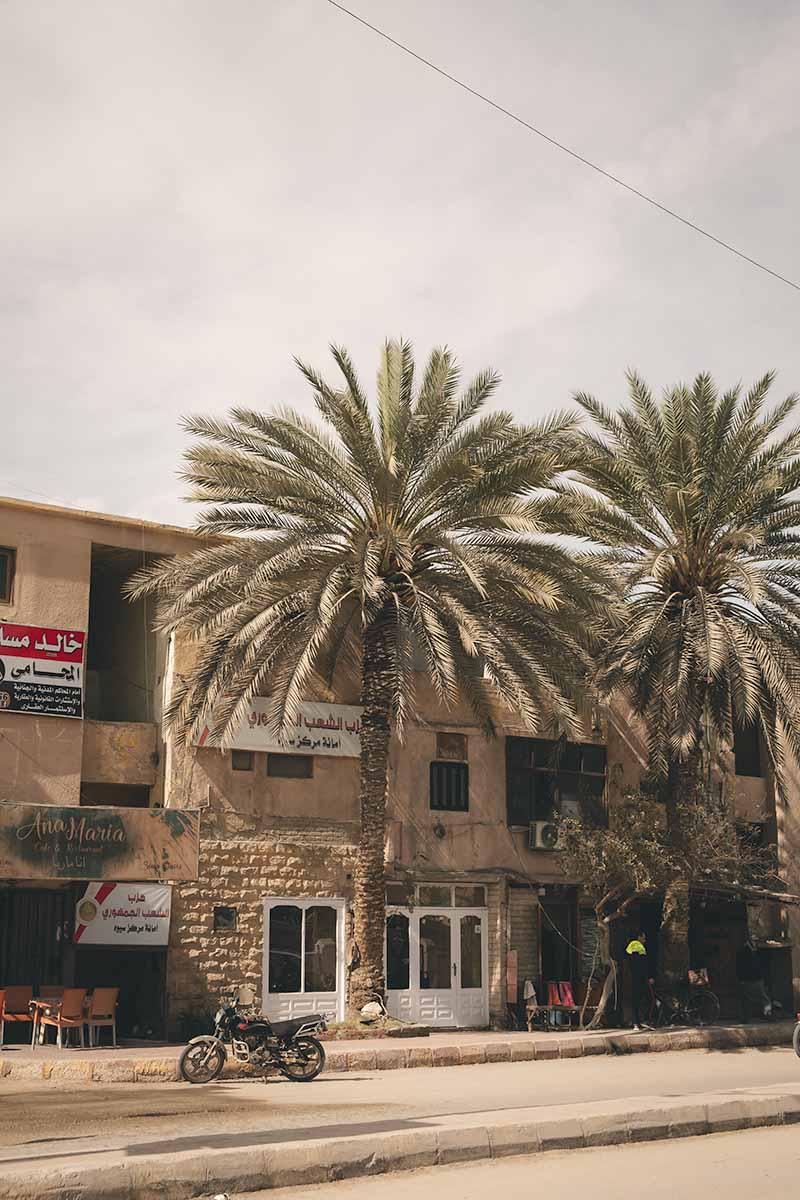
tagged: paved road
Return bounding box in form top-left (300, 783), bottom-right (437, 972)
top-left (0, 1045), bottom-right (797, 1161)
top-left (236, 1125), bottom-right (800, 1200)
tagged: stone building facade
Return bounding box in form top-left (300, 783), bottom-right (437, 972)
top-left (0, 495), bottom-right (795, 1038)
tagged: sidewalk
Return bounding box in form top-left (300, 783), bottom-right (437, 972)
top-left (2, 1078), bottom-right (799, 1199)
top-left (0, 1020), bottom-right (792, 1083)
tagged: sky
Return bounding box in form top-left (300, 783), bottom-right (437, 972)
top-left (3, 0), bottom-right (800, 526)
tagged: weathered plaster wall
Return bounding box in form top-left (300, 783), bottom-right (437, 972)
top-left (81, 720), bottom-right (159, 786)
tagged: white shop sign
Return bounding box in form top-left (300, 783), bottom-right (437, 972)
top-left (199, 700), bottom-right (363, 758)
top-left (74, 882), bottom-right (172, 946)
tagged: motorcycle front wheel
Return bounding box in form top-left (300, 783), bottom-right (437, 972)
top-left (793, 1022), bottom-right (800, 1057)
top-left (279, 1035), bottom-right (326, 1082)
top-left (179, 1040), bottom-right (226, 1083)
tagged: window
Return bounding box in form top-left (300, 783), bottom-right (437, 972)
top-left (454, 885), bottom-right (486, 907)
top-left (213, 905), bottom-right (237, 931)
top-left (267, 901), bottom-right (339, 994)
top-left (506, 738), bottom-right (607, 827)
top-left (386, 882), bottom-right (414, 905)
top-left (417, 884), bottom-right (451, 907)
top-left (231, 750), bottom-right (254, 771)
top-left (0, 548), bottom-right (14, 603)
top-left (430, 761), bottom-right (469, 811)
top-left (386, 912), bottom-right (410, 989)
top-left (734, 723), bottom-right (762, 778)
top-left (267, 753), bottom-right (313, 779)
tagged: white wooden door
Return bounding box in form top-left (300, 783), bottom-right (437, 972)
top-left (386, 907), bottom-right (489, 1028)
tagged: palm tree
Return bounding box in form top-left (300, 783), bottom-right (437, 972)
top-left (569, 370), bottom-right (800, 990)
top-left (130, 340), bottom-right (604, 1010)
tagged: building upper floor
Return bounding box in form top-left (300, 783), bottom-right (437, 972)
top-left (0, 494), bottom-right (777, 877)
top-left (0, 495), bottom-right (204, 808)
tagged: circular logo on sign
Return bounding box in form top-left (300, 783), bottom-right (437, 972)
top-left (78, 899), bottom-right (98, 923)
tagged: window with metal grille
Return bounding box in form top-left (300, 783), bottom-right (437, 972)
top-left (429, 761), bottom-right (469, 811)
top-left (0, 548), bottom-right (15, 603)
top-left (231, 749), bottom-right (254, 771)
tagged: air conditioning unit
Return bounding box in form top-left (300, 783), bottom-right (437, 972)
top-left (529, 820), bottom-right (562, 851)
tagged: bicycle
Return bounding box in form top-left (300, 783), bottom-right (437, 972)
top-left (647, 980), bottom-right (721, 1028)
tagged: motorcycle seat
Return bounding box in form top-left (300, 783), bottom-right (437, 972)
top-left (269, 1014), bottom-right (324, 1040)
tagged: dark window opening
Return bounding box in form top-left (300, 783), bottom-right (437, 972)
top-left (0, 547), bottom-right (15, 603)
top-left (734, 723), bottom-right (762, 778)
top-left (85, 544), bottom-right (160, 723)
top-left (430, 761), bottom-right (469, 811)
top-left (231, 750), bottom-right (254, 771)
top-left (267, 753), bottom-right (313, 779)
top-left (506, 738), bottom-right (607, 827)
top-left (213, 905), bottom-right (237, 931)
top-left (79, 783), bottom-right (150, 808)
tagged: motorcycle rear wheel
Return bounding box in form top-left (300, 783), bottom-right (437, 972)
top-left (179, 1040), bottom-right (226, 1083)
top-left (278, 1035), bottom-right (326, 1082)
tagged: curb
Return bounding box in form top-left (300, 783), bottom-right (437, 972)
top-left (2, 1087), bottom-right (800, 1199)
top-left (0, 1021), bottom-right (791, 1084)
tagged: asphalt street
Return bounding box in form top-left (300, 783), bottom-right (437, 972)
top-left (237, 1125), bottom-right (800, 1200)
top-left (0, 1044), bottom-right (797, 1161)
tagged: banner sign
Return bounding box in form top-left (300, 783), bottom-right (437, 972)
top-left (0, 804), bottom-right (199, 881)
top-left (74, 882), bottom-right (171, 946)
top-left (199, 700), bottom-right (363, 757)
top-left (0, 622), bottom-right (85, 719)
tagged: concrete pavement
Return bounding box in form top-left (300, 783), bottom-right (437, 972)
top-left (238, 1125), bottom-right (800, 1200)
top-left (2, 1047), bottom-right (800, 1197)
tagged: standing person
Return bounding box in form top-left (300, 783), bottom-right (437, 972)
top-left (736, 937), bottom-right (771, 1022)
top-left (626, 932), bottom-right (651, 1030)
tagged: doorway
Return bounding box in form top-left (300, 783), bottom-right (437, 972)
top-left (385, 906), bottom-right (489, 1027)
top-left (74, 947), bottom-right (167, 1039)
top-left (0, 888), bottom-right (66, 989)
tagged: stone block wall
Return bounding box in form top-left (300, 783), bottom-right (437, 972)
top-left (166, 834), bottom-right (356, 1033)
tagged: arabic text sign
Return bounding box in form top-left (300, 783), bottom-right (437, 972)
top-left (199, 700), bottom-right (363, 757)
top-left (0, 804), bottom-right (200, 881)
top-left (75, 882), bottom-right (171, 946)
top-left (0, 623), bottom-right (85, 719)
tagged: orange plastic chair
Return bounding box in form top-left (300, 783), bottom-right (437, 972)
top-left (40, 988), bottom-right (87, 1048)
top-left (86, 987), bottom-right (119, 1047)
top-left (1, 986), bottom-right (34, 1046)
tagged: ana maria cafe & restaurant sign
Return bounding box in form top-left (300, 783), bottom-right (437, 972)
top-left (0, 803), bottom-right (199, 881)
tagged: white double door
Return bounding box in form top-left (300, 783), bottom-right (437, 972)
top-left (386, 907), bottom-right (488, 1028)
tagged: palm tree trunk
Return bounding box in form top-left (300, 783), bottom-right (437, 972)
top-left (348, 620), bottom-right (394, 1013)
top-left (658, 755), bottom-right (699, 993)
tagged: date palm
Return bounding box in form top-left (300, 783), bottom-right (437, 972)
top-left (130, 340), bottom-right (604, 1010)
top-left (570, 370), bottom-right (800, 988)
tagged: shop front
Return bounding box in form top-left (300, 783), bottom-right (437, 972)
top-left (385, 884), bottom-right (490, 1028)
top-left (0, 803), bottom-right (199, 1041)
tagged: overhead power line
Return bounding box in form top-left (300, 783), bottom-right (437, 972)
top-left (327, 0), bottom-right (800, 294)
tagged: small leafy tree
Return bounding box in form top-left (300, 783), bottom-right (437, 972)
top-left (560, 787), bottom-right (791, 1026)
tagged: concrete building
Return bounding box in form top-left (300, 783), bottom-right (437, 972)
top-left (0, 496), bottom-right (794, 1039)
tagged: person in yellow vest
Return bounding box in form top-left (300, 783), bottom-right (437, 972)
top-left (626, 932), bottom-right (653, 1030)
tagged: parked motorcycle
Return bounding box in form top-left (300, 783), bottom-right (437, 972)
top-left (179, 987), bottom-right (328, 1084)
